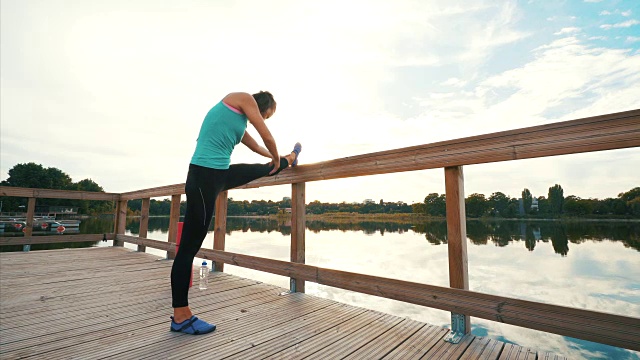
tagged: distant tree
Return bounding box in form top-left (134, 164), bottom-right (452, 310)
top-left (465, 193), bottom-right (488, 218)
top-left (424, 193), bottom-right (446, 216)
top-left (2, 162), bottom-right (72, 189)
top-left (548, 184), bottom-right (564, 215)
top-left (619, 187), bottom-right (640, 202)
top-left (522, 188), bottom-right (532, 213)
top-left (489, 192), bottom-right (510, 217)
top-left (537, 196), bottom-right (550, 215)
top-left (411, 202), bottom-right (425, 214)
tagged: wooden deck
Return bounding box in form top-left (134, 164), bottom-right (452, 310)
top-left (0, 247), bottom-right (568, 359)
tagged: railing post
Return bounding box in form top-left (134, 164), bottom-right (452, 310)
top-left (290, 182), bottom-right (306, 293)
top-left (444, 166), bottom-right (470, 343)
top-left (23, 197), bottom-right (36, 252)
top-left (114, 200), bottom-right (127, 247)
top-left (213, 190), bottom-right (228, 272)
top-left (138, 198), bottom-right (150, 252)
top-left (167, 194), bottom-right (181, 259)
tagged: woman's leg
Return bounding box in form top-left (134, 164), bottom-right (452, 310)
top-left (223, 150), bottom-right (297, 191)
top-left (171, 165), bottom-right (226, 316)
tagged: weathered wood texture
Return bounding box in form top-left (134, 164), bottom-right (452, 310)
top-left (0, 247), bottom-right (570, 359)
top-left (113, 200), bottom-right (127, 247)
top-left (445, 166), bottom-right (470, 332)
top-left (213, 191), bottom-right (228, 272)
top-left (138, 197), bottom-right (150, 252)
top-left (0, 186), bottom-right (120, 201)
top-left (118, 109), bottom-right (640, 200)
top-left (166, 194), bottom-right (181, 259)
top-left (115, 234), bottom-right (640, 351)
top-left (0, 233), bottom-right (115, 246)
top-left (23, 198), bottom-right (36, 237)
top-left (291, 182), bottom-right (306, 293)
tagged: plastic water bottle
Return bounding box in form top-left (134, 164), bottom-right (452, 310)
top-left (199, 261), bottom-right (208, 290)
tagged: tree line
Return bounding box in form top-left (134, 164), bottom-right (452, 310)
top-left (418, 185), bottom-right (640, 218)
top-left (1, 163), bottom-right (639, 218)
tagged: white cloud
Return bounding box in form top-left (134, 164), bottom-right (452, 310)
top-left (627, 36), bottom-right (640, 42)
top-left (441, 77), bottom-right (468, 87)
top-left (621, 10), bottom-right (632, 17)
top-left (600, 19), bottom-right (640, 29)
top-left (600, 10), bottom-right (612, 15)
top-left (584, 0), bottom-right (603, 2)
top-left (554, 27), bottom-right (580, 35)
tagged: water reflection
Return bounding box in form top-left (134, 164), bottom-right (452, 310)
top-left (121, 217), bottom-right (640, 255)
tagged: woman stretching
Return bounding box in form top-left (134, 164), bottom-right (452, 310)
top-left (170, 91), bottom-right (301, 335)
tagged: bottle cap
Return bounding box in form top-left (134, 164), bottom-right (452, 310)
top-left (202, 260), bottom-right (207, 265)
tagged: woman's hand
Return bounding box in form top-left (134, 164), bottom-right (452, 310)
top-left (269, 155), bottom-right (280, 175)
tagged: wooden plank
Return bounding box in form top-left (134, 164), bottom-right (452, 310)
top-left (445, 165), bottom-right (470, 332)
top-left (291, 182), bottom-right (306, 293)
top-left (138, 197), bottom-right (150, 252)
top-left (113, 234), bottom-right (640, 350)
top-left (117, 109), bottom-right (640, 199)
top-left (0, 186), bottom-right (120, 201)
top-left (499, 343), bottom-right (537, 360)
top-left (225, 305), bottom-right (368, 360)
top-left (0, 233), bottom-right (114, 246)
top-left (213, 190), bottom-right (228, 272)
top-left (460, 337), bottom-right (505, 360)
top-left (166, 194), bottom-right (181, 259)
top-left (343, 319), bottom-right (425, 359)
top-left (537, 351), bottom-right (569, 360)
top-left (263, 309), bottom-right (387, 359)
top-left (423, 333), bottom-right (476, 358)
top-left (102, 295), bottom-right (333, 360)
top-left (203, 303), bottom-right (348, 359)
top-left (382, 324), bottom-right (450, 359)
top-left (304, 314), bottom-right (405, 359)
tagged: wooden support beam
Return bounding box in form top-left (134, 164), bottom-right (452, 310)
top-left (1, 233), bottom-right (115, 246)
top-left (445, 166), bottom-right (470, 334)
top-left (166, 194), bottom-right (181, 259)
top-left (291, 182), bottom-right (306, 293)
top-left (23, 198), bottom-right (36, 237)
top-left (113, 200), bottom-right (127, 247)
top-left (213, 190), bottom-right (228, 272)
top-left (138, 198), bottom-right (150, 252)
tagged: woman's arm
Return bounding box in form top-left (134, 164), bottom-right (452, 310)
top-left (240, 131), bottom-right (272, 158)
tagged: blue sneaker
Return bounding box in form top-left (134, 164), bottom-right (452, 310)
top-left (292, 142), bottom-right (302, 166)
top-left (170, 316), bottom-right (216, 335)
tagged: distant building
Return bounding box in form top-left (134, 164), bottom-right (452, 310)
top-left (35, 206), bottom-right (78, 215)
top-left (518, 196), bottom-right (539, 215)
top-left (364, 199), bottom-right (375, 204)
top-left (531, 198), bottom-right (539, 210)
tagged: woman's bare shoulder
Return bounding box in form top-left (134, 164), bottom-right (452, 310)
top-left (223, 92), bottom-right (256, 111)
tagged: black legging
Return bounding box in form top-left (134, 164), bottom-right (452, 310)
top-left (171, 158), bottom-right (289, 308)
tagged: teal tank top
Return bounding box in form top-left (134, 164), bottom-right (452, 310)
top-left (191, 101), bottom-right (248, 169)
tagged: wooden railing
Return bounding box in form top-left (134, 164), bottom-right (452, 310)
top-left (1, 109), bottom-right (639, 350)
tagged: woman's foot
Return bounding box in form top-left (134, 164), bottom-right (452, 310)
top-left (291, 142), bottom-right (302, 166)
top-left (170, 315), bottom-right (216, 335)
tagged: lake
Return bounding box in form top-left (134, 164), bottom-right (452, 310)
top-left (4, 216), bottom-right (639, 359)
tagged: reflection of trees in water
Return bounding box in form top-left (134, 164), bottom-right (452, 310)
top-left (110, 216), bottom-right (640, 256)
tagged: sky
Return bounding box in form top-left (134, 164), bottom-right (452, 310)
top-left (1, 0), bottom-right (639, 204)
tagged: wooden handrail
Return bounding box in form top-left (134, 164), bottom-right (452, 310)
top-left (0, 234), bottom-right (115, 246)
top-left (115, 234), bottom-right (640, 351)
top-left (0, 187), bottom-right (120, 201)
top-left (118, 109), bottom-right (640, 200)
